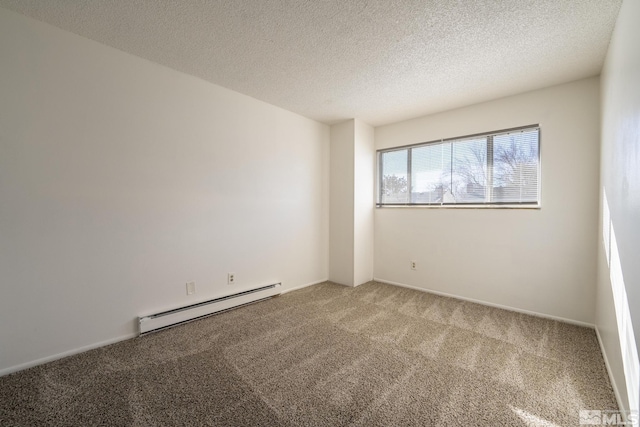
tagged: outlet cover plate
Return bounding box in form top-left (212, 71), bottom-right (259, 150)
top-left (186, 281), bottom-right (196, 295)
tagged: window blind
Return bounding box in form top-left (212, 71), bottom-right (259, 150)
top-left (377, 126), bottom-right (540, 207)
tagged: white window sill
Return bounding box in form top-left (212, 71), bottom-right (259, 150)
top-left (376, 204), bottom-right (541, 210)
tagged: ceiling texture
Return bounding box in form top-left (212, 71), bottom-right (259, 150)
top-left (0, 0), bottom-right (622, 126)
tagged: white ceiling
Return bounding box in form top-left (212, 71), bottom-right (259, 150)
top-left (0, 0), bottom-right (622, 126)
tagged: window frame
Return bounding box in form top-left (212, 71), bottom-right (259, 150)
top-left (376, 125), bottom-right (542, 208)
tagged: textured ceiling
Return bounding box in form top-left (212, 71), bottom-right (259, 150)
top-left (0, 0), bottom-right (622, 126)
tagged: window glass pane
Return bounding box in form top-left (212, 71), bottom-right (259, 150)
top-left (411, 143), bottom-right (451, 204)
top-left (380, 149), bottom-right (409, 204)
top-left (450, 138), bottom-right (488, 203)
top-left (376, 126), bottom-right (540, 207)
top-left (492, 129), bottom-right (539, 203)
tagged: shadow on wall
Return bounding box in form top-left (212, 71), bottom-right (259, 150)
top-left (603, 188), bottom-right (640, 418)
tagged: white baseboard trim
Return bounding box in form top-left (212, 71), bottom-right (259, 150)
top-left (595, 326), bottom-right (626, 413)
top-left (373, 278), bottom-right (595, 328)
top-left (281, 278), bottom-right (328, 295)
top-left (0, 333), bottom-right (137, 377)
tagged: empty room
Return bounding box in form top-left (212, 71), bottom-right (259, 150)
top-left (0, 1), bottom-right (638, 426)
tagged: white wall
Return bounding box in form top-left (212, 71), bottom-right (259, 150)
top-left (0, 7), bottom-right (329, 374)
top-left (596, 0), bottom-right (640, 414)
top-left (375, 77), bottom-right (601, 324)
top-left (329, 119), bottom-right (375, 287)
top-left (329, 120), bottom-right (355, 285)
top-left (353, 120), bottom-right (375, 286)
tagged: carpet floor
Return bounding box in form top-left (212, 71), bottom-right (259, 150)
top-left (0, 281), bottom-right (618, 426)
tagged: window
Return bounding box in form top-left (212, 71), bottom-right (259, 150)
top-left (377, 125), bottom-right (540, 207)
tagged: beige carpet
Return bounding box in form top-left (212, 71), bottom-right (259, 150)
top-left (0, 281), bottom-right (618, 426)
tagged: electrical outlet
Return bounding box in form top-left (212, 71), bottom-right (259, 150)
top-left (186, 281), bottom-right (196, 295)
top-left (411, 261), bottom-right (417, 270)
top-left (228, 273), bottom-right (235, 284)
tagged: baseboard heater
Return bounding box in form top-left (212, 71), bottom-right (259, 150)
top-left (138, 283), bottom-right (281, 335)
